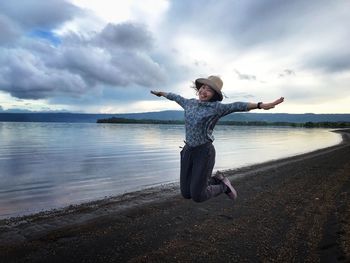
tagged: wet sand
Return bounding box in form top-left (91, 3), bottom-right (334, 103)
top-left (1, 129), bottom-right (350, 262)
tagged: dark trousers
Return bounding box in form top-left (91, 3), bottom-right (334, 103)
top-left (180, 142), bottom-right (224, 202)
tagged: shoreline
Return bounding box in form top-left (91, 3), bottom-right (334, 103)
top-left (1, 129), bottom-right (350, 262)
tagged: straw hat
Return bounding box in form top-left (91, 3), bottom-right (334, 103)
top-left (195, 75), bottom-right (223, 101)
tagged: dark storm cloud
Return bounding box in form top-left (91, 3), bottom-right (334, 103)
top-left (304, 51), bottom-right (350, 73)
top-left (0, 49), bottom-right (87, 99)
top-left (54, 22), bottom-right (165, 87)
top-left (52, 42), bottom-right (165, 88)
top-left (220, 0), bottom-right (324, 46)
top-left (97, 23), bottom-right (153, 50)
top-left (167, 0), bottom-right (350, 73)
top-left (167, 0), bottom-right (332, 46)
top-left (0, 0), bottom-right (79, 31)
top-left (0, 14), bottom-right (21, 45)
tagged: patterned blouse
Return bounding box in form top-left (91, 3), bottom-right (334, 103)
top-left (166, 93), bottom-right (249, 147)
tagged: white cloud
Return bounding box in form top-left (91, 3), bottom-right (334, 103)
top-left (71, 0), bottom-right (133, 24)
top-left (98, 99), bottom-right (180, 114)
top-left (0, 20), bottom-right (167, 100)
top-left (69, 0), bottom-right (169, 31)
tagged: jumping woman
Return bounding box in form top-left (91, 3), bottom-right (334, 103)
top-left (151, 75), bottom-right (284, 203)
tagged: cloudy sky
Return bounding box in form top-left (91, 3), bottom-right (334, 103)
top-left (0, 0), bottom-right (349, 114)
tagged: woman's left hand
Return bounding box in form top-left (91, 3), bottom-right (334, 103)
top-left (261, 97), bottom-right (284, 110)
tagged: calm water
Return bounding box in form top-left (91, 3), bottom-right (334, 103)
top-left (0, 122), bottom-right (342, 219)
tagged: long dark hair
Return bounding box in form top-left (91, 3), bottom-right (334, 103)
top-left (209, 92), bottom-right (221, 102)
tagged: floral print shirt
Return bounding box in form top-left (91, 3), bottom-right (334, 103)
top-left (166, 93), bottom-right (249, 147)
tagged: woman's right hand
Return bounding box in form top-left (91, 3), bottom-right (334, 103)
top-left (150, 90), bottom-right (164, 97)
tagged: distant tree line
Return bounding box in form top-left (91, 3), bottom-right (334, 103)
top-left (97, 117), bottom-right (350, 128)
top-left (301, 121), bottom-right (350, 128)
top-left (220, 121), bottom-right (350, 128)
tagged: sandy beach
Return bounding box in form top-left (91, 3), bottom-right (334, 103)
top-left (1, 129), bottom-right (349, 262)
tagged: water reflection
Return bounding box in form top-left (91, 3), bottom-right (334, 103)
top-left (214, 126), bottom-right (341, 170)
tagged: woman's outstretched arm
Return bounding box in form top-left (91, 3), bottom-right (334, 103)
top-left (150, 90), bottom-right (189, 109)
top-left (247, 97), bottom-right (284, 110)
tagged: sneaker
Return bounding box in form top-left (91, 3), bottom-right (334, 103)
top-left (214, 172), bottom-right (237, 200)
top-left (213, 171), bottom-right (237, 200)
top-left (221, 177), bottom-right (237, 200)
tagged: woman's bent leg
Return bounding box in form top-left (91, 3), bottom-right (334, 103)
top-left (190, 143), bottom-right (224, 202)
top-left (180, 146), bottom-right (192, 199)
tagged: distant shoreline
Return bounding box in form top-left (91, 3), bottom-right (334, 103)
top-left (97, 117), bottom-right (350, 128)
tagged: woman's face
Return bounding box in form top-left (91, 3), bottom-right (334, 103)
top-left (198, 85), bottom-right (215, 102)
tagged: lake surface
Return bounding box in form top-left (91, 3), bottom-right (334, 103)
top-left (0, 122), bottom-right (342, 219)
